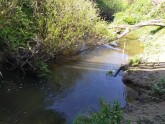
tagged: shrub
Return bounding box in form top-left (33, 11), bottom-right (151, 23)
top-left (114, 0), bottom-right (152, 24)
top-left (150, 79), bottom-right (165, 99)
top-left (0, 0), bottom-right (110, 74)
top-left (128, 56), bottom-right (141, 66)
top-left (0, 0), bottom-right (35, 51)
top-left (40, 0), bottom-right (103, 54)
top-left (145, 1), bottom-right (165, 20)
top-left (123, 16), bottom-right (136, 25)
top-left (74, 100), bottom-right (123, 124)
top-left (95, 0), bottom-right (127, 21)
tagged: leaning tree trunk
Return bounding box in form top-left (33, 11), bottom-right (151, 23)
top-left (109, 19), bottom-right (165, 40)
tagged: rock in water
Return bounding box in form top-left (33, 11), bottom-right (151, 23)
top-left (109, 41), bottom-right (118, 47)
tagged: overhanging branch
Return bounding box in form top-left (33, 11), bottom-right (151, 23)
top-left (110, 19), bottom-right (165, 40)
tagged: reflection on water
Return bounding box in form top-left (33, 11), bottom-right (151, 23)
top-left (0, 37), bottom-right (143, 124)
top-left (0, 87), bottom-right (66, 124)
top-left (119, 34), bottom-right (144, 56)
top-left (46, 46), bottom-right (128, 123)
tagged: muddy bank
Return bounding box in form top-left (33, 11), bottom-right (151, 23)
top-left (123, 65), bottom-right (165, 89)
top-left (123, 100), bottom-right (165, 124)
top-left (121, 30), bottom-right (165, 123)
top-left (123, 82), bottom-right (165, 124)
top-left (122, 65), bottom-right (165, 124)
top-left (122, 29), bottom-right (165, 90)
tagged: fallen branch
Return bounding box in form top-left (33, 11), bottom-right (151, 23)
top-left (110, 19), bottom-right (165, 40)
top-left (0, 71), bottom-right (3, 77)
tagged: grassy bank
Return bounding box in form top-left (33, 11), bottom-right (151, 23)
top-left (111, 0), bottom-right (165, 64)
top-left (111, 0), bottom-right (165, 123)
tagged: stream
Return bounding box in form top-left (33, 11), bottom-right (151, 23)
top-left (0, 35), bottom-right (143, 124)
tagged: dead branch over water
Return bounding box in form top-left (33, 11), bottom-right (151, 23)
top-left (110, 19), bottom-right (165, 39)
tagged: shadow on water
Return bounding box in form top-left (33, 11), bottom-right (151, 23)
top-left (0, 85), bottom-right (66, 124)
top-left (44, 46), bottom-right (131, 123)
top-left (0, 36), bottom-right (144, 124)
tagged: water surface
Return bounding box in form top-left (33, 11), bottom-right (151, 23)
top-left (0, 36), bottom-right (143, 124)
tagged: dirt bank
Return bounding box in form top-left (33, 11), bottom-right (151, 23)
top-left (121, 27), bottom-right (165, 123)
top-left (122, 66), bottom-right (165, 124)
top-left (123, 100), bottom-right (165, 124)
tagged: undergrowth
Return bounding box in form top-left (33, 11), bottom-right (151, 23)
top-left (149, 79), bottom-right (165, 100)
top-left (0, 0), bottom-right (111, 74)
top-left (113, 0), bottom-right (165, 65)
top-left (95, 0), bottom-right (127, 21)
top-left (113, 0), bottom-right (165, 24)
top-left (74, 100), bottom-right (123, 124)
top-left (128, 56), bottom-right (141, 66)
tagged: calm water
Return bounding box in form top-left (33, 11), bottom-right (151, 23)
top-left (0, 36), bottom-right (143, 124)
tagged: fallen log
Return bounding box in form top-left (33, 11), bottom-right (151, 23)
top-left (109, 19), bottom-right (165, 40)
top-left (0, 71), bottom-right (3, 77)
top-left (114, 64), bottom-right (128, 77)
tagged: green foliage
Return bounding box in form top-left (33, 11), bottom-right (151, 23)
top-left (106, 70), bottom-right (113, 76)
top-left (137, 117), bottom-right (154, 124)
top-left (145, 2), bottom-right (165, 20)
top-left (0, 0), bottom-right (109, 52)
top-left (114, 0), bottom-right (152, 24)
top-left (0, 0), bottom-right (110, 74)
top-left (39, 0), bottom-right (105, 54)
top-left (0, 0), bottom-right (35, 51)
top-left (34, 60), bottom-right (50, 77)
top-left (150, 79), bottom-right (165, 99)
top-left (128, 56), bottom-right (141, 66)
top-left (95, 0), bottom-right (127, 21)
top-left (123, 16), bottom-right (136, 25)
top-left (114, 0), bottom-right (165, 24)
top-left (74, 100), bottom-right (123, 124)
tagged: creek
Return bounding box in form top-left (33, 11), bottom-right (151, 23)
top-left (0, 34), bottom-right (143, 124)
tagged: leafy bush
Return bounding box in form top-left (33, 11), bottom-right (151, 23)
top-left (40, 0), bottom-right (106, 54)
top-left (150, 79), bottom-right (165, 98)
top-left (145, 1), bottom-right (165, 20)
top-left (114, 0), bottom-right (165, 24)
top-left (123, 16), bottom-right (136, 25)
top-left (0, 0), bottom-right (110, 74)
top-left (0, 0), bottom-right (35, 51)
top-left (114, 0), bottom-right (152, 24)
top-left (95, 0), bottom-right (127, 21)
top-left (74, 100), bottom-right (123, 124)
top-left (128, 56), bottom-right (141, 66)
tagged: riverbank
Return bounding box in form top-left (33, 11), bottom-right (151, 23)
top-left (123, 67), bottom-right (165, 123)
top-left (122, 27), bottom-right (165, 123)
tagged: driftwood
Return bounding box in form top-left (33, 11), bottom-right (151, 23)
top-left (113, 64), bottom-right (128, 77)
top-left (0, 71), bottom-right (2, 77)
top-left (110, 19), bottom-right (165, 40)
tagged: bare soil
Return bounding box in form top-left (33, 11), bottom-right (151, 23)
top-left (122, 64), bottom-right (165, 124)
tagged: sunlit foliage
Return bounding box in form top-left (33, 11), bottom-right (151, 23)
top-left (0, 0), bottom-right (110, 74)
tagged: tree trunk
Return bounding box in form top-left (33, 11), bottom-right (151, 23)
top-left (110, 19), bottom-right (165, 40)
